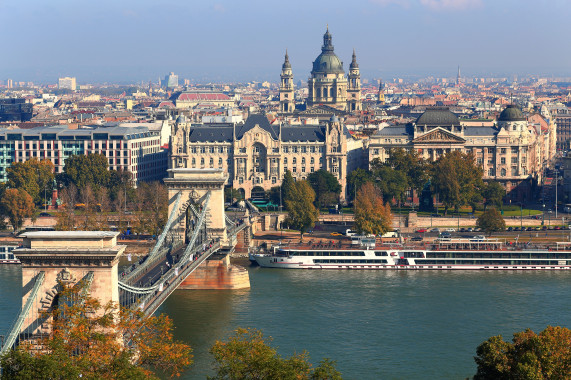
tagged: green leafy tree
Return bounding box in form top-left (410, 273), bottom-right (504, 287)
top-left (0, 279), bottom-right (193, 379)
top-left (347, 168), bottom-right (373, 202)
top-left (385, 147), bottom-right (429, 197)
top-left (431, 151), bottom-right (483, 215)
top-left (7, 158), bottom-right (55, 205)
top-left (483, 181), bottom-right (506, 210)
top-left (374, 166), bottom-right (408, 206)
top-left (225, 187), bottom-right (243, 204)
top-left (307, 169), bottom-right (342, 209)
top-left (0, 188), bottom-right (36, 231)
top-left (281, 170), bottom-right (296, 207)
top-left (476, 207), bottom-right (506, 236)
top-left (354, 182), bottom-right (392, 235)
top-left (63, 153), bottom-right (110, 190)
top-left (108, 169), bottom-right (135, 208)
top-left (209, 328), bottom-right (342, 380)
top-left (474, 326), bottom-right (571, 380)
top-left (285, 180), bottom-right (319, 237)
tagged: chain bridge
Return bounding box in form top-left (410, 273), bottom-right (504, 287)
top-left (0, 168), bottom-right (250, 355)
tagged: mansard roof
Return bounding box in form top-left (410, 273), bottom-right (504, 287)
top-left (188, 127), bottom-right (233, 142)
top-left (374, 125), bottom-right (414, 136)
top-left (464, 126), bottom-right (499, 136)
top-left (281, 125), bottom-right (325, 142)
top-left (235, 114), bottom-right (279, 140)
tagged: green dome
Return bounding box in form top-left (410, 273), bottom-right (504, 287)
top-left (311, 28), bottom-right (344, 74)
top-left (498, 104), bottom-right (525, 122)
top-left (416, 107), bottom-right (460, 126)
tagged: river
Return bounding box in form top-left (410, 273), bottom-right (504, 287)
top-left (1, 265), bottom-right (570, 379)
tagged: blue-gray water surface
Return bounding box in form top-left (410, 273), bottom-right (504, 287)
top-left (1, 265), bottom-right (570, 379)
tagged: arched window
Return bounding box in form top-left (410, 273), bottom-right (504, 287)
top-left (501, 168), bottom-right (506, 177)
top-left (302, 157), bottom-right (306, 164)
top-left (293, 158), bottom-right (297, 164)
top-left (310, 157), bottom-right (314, 164)
top-left (200, 158), bottom-right (204, 165)
top-left (284, 157), bottom-right (288, 164)
top-left (192, 158), bottom-right (196, 165)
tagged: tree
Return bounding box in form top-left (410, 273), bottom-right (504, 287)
top-left (483, 181), bottom-right (506, 210)
top-left (0, 279), bottom-right (193, 379)
top-left (374, 166), bottom-right (408, 206)
top-left (55, 184), bottom-right (79, 231)
top-left (7, 158), bottom-right (55, 205)
top-left (225, 187), bottom-right (243, 204)
top-left (353, 182), bottom-right (392, 235)
top-left (474, 326), bottom-right (571, 380)
top-left (431, 151), bottom-right (484, 215)
top-left (384, 147), bottom-right (429, 197)
top-left (281, 170), bottom-right (296, 207)
top-left (210, 328), bottom-right (342, 380)
top-left (0, 189), bottom-right (36, 231)
top-left (307, 170), bottom-right (342, 209)
top-left (476, 207), bottom-right (506, 236)
top-left (63, 154), bottom-right (110, 190)
top-left (285, 180), bottom-right (319, 237)
top-left (347, 168), bottom-right (373, 202)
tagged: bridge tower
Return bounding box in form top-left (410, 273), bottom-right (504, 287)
top-left (12, 232), bottom-right (125, 344)
top-left (164, 168), bottom-right (228, 245)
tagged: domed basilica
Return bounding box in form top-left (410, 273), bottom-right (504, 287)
top-left (279, 28), bottom-right (362, 114)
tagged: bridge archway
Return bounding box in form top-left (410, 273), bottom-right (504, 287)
top-left (164, 168), bottom-right (228, 245)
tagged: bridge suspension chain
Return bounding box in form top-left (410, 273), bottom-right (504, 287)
top-left (122, 191), bottom-right (183, 283)
top-left (1, 271), bottom-right (45, 355)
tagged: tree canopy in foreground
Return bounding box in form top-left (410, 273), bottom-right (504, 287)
top-left (353, 182), bottom-right (392, 236)
top-left (476, 207), bottom-right (506, 236)
top-left (474, 325), bottom-right (571, 380)
top-left (210, 327), bottom-right (342, 380)
top-left (0, 280), bottom-right (192, 379)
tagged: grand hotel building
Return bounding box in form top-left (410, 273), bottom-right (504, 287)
top-left (368, 106), bottom-right (556, 202)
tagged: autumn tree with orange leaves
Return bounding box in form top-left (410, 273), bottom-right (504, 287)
top-left (353, 182), bottom-right (392, 236)
top-left (0, 280), bottom-right (192, 379)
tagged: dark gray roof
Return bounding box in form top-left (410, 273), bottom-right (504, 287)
top-left (188, 127), bottom-right (233, 142)
top-left (281, 126), bottom-right (326, 142)
top-left (498, 105), bottom-right (525, 122)
top-left (415, 107), bottom-right (460, 126)
top-left (235, 114), bottom-right (279, 140)
top-left (374, 125), bottom-right (413, 136)
top-left (464, 126), bottom-right (499, 136)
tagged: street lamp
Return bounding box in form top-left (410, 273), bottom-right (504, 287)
top-left (520, 203), bottom-right (523, 230)
top-left (542, 204), bottom-right (545, 226)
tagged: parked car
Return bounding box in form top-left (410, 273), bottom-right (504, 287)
top-left (416, 228), bottom-right (428, 233)
top-left (410, 236), bottom-right (423, 242)
top-left (459, 228), bottom-right (467, 232)
top-left (467, 228), bottom-right (474, 232)
top-left (507, 227), bottom-right (513, 231)
top-left (430, 228), bottom-right (440, 233)
top-left (440, 231), bottom-right (452, 238)
top-left (445, 228), bottom-right (455, 232)
top-left (471, 235), bottom-right (486, 241)
top-left (38, 212), bottom-right (51, 217)
top-left (514, 227), bottom-right (521, 231)
top-left (330, 232), bottom-right (342, 236)
top-left (542, 226), bottom-right (548, 230)
top-left (526, 227), bottom-right (533, 231)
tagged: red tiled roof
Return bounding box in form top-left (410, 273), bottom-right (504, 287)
top-left (177, 93), bottom-right (231, 101)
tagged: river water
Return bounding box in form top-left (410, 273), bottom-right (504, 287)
top-left (1, 265), bottom-right (570, 379)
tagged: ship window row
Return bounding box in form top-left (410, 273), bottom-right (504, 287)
top-left (426, 252), bottom-right (571, 259)
top-left (419, 260), bottom-right (568, 265)
top-left (402, 251), bottom-right (425, 258)
top-left (314, 259), bottom-right (388, 264)
top-left (289, 251), bottom-right (366, 256)
top-left (374, 252), bottom-right (388, 256)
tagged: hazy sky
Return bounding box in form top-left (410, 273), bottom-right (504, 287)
top-left (2, 0), bottom-right (571, 84)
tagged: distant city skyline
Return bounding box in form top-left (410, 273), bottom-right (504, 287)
top-left (2, 0), bottom-right (571, 84)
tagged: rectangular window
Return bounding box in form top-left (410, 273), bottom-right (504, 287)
top-left (501, 148), bottom-right (506, 154)
top-left (283, 147), bottom-right (288, 153)
top-left (501, 157), bottom-right (506, 164)
top-left (301, 147), bottom-right (307, 153)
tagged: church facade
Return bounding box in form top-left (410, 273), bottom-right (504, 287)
top-left (368, 106), bottom-right (554, 203)
top-left (170, 114), bottom-right (364, 201)
top-left (279, 28), bottom-right (362, 114)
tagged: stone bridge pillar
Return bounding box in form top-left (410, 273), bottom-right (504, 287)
top-left (164, 168), bottom-right (228, 246)
top-left (13, 231), bottom-right (126, 338)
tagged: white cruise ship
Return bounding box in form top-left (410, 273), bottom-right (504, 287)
top-left (253, 238), bottom-right (571, 270)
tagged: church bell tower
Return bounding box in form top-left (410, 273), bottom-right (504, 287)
top-left (279, 50), bottom-right (295, 113)
top-left (347, 49), bottom-right (362, 112)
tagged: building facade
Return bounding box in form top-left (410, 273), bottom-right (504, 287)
top-left (368, 106), bottom-right (553, 202)
top-left (0, 126), bottom-right (167, 183)
top-left (279, 28), bottom-right (362, 113)
top-left (169, 113), bottom-right (364, 200)
top-left (58, 77), bottom-right (77, 91)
